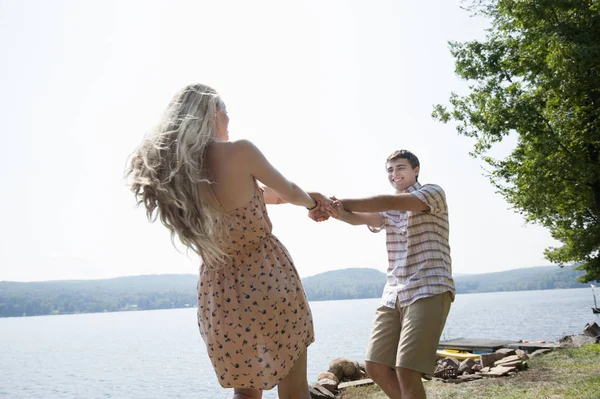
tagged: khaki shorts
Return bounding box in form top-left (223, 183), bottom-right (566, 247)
top-left (365, 292), bottom-right (452, 377)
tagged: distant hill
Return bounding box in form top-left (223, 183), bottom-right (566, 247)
top-left (0, 266), bottom-right (591, 317)
top-left (301, 268), bottom-right (385, 301)
top-left (0, 275), bottom-right (198, 318)
top-left (303, 265), bottom-right (589, 300)
top-left (454, 266), bottom-right (589, 293)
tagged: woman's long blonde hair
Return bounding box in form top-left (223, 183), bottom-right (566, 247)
top-left (127, 83), bottom-right (226, 266)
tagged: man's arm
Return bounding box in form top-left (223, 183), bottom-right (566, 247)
top-left (328, 202), bottom-right (383, 228)
top-left (338, 193), bottom-right (428, 213)
top-left (338, 211), bottom-right (383, 227)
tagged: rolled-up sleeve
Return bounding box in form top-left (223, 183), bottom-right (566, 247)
top-left (368, 212), bottom-right (388, 233)
top-left (410, 185), bottom-right (447, 215)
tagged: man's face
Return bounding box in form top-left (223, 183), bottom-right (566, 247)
top-left (387, 158), bottom-right (419, 192)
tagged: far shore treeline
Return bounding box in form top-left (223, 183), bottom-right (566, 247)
top-left (0, 266), bottom-right (590, 318)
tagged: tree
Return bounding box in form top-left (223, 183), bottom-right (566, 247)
top-left (433, 0), bottom-right (600, 282)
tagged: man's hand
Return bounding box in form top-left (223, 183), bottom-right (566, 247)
top-left (326, 199), bottom-right (349, 220)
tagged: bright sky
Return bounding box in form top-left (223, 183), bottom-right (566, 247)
top-left (0, 0), bottom-right (560, 282)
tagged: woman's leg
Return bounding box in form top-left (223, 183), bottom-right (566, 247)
top-left (232, 388), bottom-right (262, 399)
top-left (276, 349), bottom-right (310, 399)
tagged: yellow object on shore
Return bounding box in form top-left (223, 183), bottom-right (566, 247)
top-left (436, 349), bottom-right (481, 360)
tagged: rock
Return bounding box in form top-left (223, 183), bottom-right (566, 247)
top-left (495, 348), bottom-right (516, 356)
top-left (472, 363), bottom-right (483, 372)
top-left (496, 360), bottom-right (523, 369)
top-left (310, 384), bottom-right (336, 399)
top-left (344, 360), bottom-right (360, 378)
top-left (328, 358), bottom-right (347, 369)
top-left (485, 365), bottom-right (516, 377)
top-left (458, 358), bottom-right (477, 375)
top-left (317, 372), bottom-right (339, 384)
top-left (329, 358), bottom-right (357, 378)
top-left (344, 361), bottom-right (359, 377)
top-left (434, 362), bottom-right (458, 379)
top-left (348, 369), bottom-right (368, 381)
top-left (434, 366), bottom-right (456, 379)
top-left (515, 349), bottom-right (529, 360)
top-left (358, 361), bottom-right (367, 374)
top-left (480, 367), bottom-right (491, 373)
top-left (495, 355), bottom-right (525, 370)
top-left (494, 355), bottom-right (521, 366)
top-left (480, 353), bottom-right (506, 368)
top-left (327, 364), bottom-right (343, 381)
top-left (530, 348), bottom-right (553, 358)
top-left (559, 334), bottom-right (598, 348)
top-left (317, 378), bottom-right (338, 393)
top-left (440, 357), bottom-right (460, 369)
top-left (583, 322), bottom-right (600, 338)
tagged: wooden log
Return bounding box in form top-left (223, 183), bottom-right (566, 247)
top-left (338, 378), bottom-right (374, 389)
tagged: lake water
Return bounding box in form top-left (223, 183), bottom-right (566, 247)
top-left (1, 288), bottom-right (598, 398)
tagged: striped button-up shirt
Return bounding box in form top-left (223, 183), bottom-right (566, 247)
top-left (370, 182), bottom-right (456, 308)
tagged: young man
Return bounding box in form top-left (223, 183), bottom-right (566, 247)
top-left (326, 150), bottom-right (455, 399)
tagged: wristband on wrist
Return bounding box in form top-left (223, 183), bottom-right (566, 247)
top-left (306, 199), bottom-right (318, 211)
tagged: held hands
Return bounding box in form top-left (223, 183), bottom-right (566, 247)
top-left (326, 197), bottom-right (349, 220)
top-left (308, 205), bottom-right (330, 222)
top-left (307, 192), bottom-right (332, 222)
top-left (307, 194), bottom-right (347, 222)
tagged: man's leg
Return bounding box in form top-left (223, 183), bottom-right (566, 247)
top-left (365, 361), bottom-right (402, 399)
top-left (365, 305), bottom-right (403, 399)
top-left (395, 292), bottom-right (452, 399)
top-left (396, 367), bottom-right (425, 399)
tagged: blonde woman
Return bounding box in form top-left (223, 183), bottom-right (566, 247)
top-left (127, 84), bottom-right (329, 399)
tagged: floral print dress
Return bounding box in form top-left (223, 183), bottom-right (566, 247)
top-left (197, 181), bottom-right (314, 390)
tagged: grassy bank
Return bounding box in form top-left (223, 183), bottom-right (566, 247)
top-left (340, 344), bottom-right (600, 399)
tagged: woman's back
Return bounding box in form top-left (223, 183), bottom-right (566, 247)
top-left (206, 173), bottom-right (273, 258)
top-left (205, 140), bottom-right (258, 212)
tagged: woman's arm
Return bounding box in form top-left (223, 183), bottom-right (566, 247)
top-left (261, 186), bottom-right (285, 205)
top-left (237, 140), bottom-right (317, 209)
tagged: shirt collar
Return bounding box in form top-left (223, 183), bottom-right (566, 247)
top-left (403, 182), bottom-right (422, 193)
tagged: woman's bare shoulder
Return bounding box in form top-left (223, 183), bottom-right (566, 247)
top-left (209, 140), bottom-right (245, 155)
top-left (208, 140), bottom-right (259, 171)
top-left (229, 139), bottom-right (258, 152)
top-left (227, 139), bottom-right (264, 161)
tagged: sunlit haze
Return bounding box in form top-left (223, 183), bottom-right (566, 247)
top-left (0, 0), bottom-right (560, 282)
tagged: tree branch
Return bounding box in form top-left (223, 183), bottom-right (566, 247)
top-left (534, 110), bottom-right (574, 160)
top-left (549, 6), bottom-right (561, 27)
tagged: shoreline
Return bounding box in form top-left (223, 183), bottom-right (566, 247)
top-left (311, 326), bottom-right (600, 398)
top-left (2, 286), bottom-right (598, 319)
top-left (338, 343), bottom-right (600, 399)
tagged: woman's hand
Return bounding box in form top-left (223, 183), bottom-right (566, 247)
top-left (308, 202), bottom-right (330, 222)
top-left (307, 192), bottom-right (333, 222)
